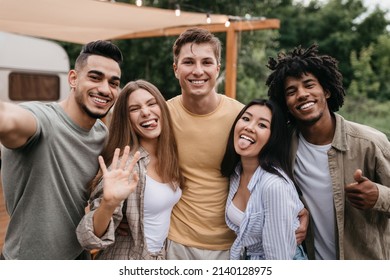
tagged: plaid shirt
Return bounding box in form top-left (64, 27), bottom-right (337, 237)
top-left (76, 147), bottom-right (165, 260)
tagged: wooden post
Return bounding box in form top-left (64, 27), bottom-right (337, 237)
top-left (225, 26), bottom-right (238, 98)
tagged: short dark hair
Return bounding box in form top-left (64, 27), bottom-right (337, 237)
top-left (266, 44), bottom-right (345, 121)
top-left (172, 28), bottom-right (221, 64)
top-left (221, 98), bottom-right (292, 180)
top-left (75, 40), bottom-right (123, 70)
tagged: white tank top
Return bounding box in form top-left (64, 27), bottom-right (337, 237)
top-left (143, 175), bottom-right (182, 253)
top-left (226, 202), bottom-right (245, 227)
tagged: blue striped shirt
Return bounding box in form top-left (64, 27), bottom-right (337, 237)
top-left (225, 164), bottom-right (304, 260)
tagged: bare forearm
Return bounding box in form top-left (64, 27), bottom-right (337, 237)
top-left (92, 200), bottom-right (118, 238)
top-left (0, 101), bottom-right (37, 148)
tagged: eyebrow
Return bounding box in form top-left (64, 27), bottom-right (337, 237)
top-left (302, 78), bottom-right (316, 84)
top-left (129, 97), bottom-right (156, 107)
top-left (88, 70), bottom-right (120, 81)
top-left (243, 111), bottom-right (271, 123)
top-left (285, 77), bottom-right (316, 88)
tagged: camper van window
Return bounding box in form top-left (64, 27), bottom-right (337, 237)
top-left (9, 72), bottom-right (60, 101)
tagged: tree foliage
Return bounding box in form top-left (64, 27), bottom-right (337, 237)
top-left (59, 0), bottom-right (390, 137)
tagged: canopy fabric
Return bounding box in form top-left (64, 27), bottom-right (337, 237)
top-left (0, 0), bottom-right (229, 44)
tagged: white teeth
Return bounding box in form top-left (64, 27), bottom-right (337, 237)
top-left (300, 102), bottom-right (314, 110)
top-left (240, 135), bottom-right (254, 143)
top-left (191, 80), bottom-right (205, 84)
top-left (141, 120), bottom-right (155, 127)
top-left (93, 97), bottom-right (108, 103)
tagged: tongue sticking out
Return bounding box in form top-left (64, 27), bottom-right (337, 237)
top-left (238, 138), bottom-right (251, 149)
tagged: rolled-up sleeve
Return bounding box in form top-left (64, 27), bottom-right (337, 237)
top-left (76, 183), bottom-right (124, 250)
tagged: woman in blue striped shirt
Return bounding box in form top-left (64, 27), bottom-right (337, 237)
top-left (221, 99), bottom-right (307, 260)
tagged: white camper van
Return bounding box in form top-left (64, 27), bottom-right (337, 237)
top-left (0, 31), bottom-right (70, 103)
top-left (0, 32), bottom-right (70, 165)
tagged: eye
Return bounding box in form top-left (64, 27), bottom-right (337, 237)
top-left (129, 107), bottom-right (140, 113)
top-left (241, 116), bottom-right (249, 121)
top-left (285, 88), bottom-right (296, 96)
top-left (110, 81), bottom-right (120, 88)
top-left (258, 123), bottom-right (268, 129)
top-left (203, 59), bottom-right (216, 66)
top-left (306, 83), bottom-right (315, 89)
top-left (89, 74), bottom-right (100, 81)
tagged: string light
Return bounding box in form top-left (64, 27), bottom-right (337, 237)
top-left (206, 13), bottom-right (211, 24)
top-left (175, 4), bottom-right (181, 16)
top-left (174, 3), bottom-right (213, 24)
top-left (135, 0), bottom-right (142, 7)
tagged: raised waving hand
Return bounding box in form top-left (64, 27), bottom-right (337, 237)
top-left (93, 146), bottom-right (140, 237)
top-left (99, 146), bottom-right (140, 208)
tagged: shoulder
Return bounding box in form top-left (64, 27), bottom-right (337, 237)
top-left (337, 114), bottom-right (389, 147)
top-left (19, 102), bottom-right (59, 126)
top-left (166, 95), bottom-right (180, 106)
top-left (256, 169), bottom-right (295, 194)
top-left (20, 101), bottom-right (52, 113)
top-left (220, 95), bottom-right (244, 110)
top-left (166, 95), bottom-right (182, 114)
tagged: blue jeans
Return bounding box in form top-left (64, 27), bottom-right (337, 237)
top-left (293, 245), bottom-right (308, 260)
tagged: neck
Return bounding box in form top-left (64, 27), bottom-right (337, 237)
top-left (181, 92), bottom-right (220, 115)
top-left (240, 157), bottom-right (259, 178)
top-left (140, 138), bottom-right (158, 157)
top-left (59, 95), bottom-right (96, 130)
top-left (298, 112), bottom-right (336, 145)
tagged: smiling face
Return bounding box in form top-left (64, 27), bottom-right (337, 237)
top-left (70, 55), bottom-right (121, 119)
top-left (173, 43), bottom-right (220, 98)
top-left (284, 72), bottom-right (330, 126)
top-left (128, 88), bottom-right (162, 144)
top-left (234, 104), bottom-right (272, 160)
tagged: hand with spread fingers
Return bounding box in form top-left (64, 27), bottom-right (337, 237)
top-left (345, 169), bottom-right (379, 210)
top-left (100, 146), bottom-right (140, 209)
top-left (92, 146), bottom-right (140, 238)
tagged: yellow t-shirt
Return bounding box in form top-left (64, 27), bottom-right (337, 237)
top-left (167, 94), bottom-right (244, 250)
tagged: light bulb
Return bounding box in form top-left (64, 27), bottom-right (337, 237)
top-left (206, 13), bottom-right (211, 24)
top-left (175, 4), bottom-right (181, 16)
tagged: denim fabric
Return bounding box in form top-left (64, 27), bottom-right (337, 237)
top-left (293, 245), bottom-right (308, 260)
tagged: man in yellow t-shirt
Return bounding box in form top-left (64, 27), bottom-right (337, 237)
top-left (166, 28), bottom-right (244, 260)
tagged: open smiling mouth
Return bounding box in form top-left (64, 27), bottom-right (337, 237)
top-left (140, 119), bottom-right (157, 128)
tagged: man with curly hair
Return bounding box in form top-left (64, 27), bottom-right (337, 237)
top-left (266, 44), bottom-right (390, 260)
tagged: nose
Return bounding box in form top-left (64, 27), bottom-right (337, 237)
top-left (245, 122), bottom-right (256, 132)
top-left (97, 80), bottom-right (111, 96)
top-left (192, 62), bottom-right (204, 75)
top-left (296, 87), bottom-right (309, 100)
top-left (140, 106), bottom-right (151, 116)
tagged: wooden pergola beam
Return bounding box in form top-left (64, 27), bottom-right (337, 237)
top-left (223, 19), bottom-right (280, 99)
top-left (115, 18), bottom-right (280, 99)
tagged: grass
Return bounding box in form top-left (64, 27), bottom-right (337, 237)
top-left (339, 98), bottom-right (390, 140)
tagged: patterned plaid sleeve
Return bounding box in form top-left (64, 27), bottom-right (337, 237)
top-left (76, 177), bottom-right (124, 250)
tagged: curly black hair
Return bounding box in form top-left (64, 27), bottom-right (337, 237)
top-left (266, 44), bottom-right (345, 121)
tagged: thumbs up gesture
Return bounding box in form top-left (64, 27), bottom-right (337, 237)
top-left (344, 169), bottom-right (378, 210)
